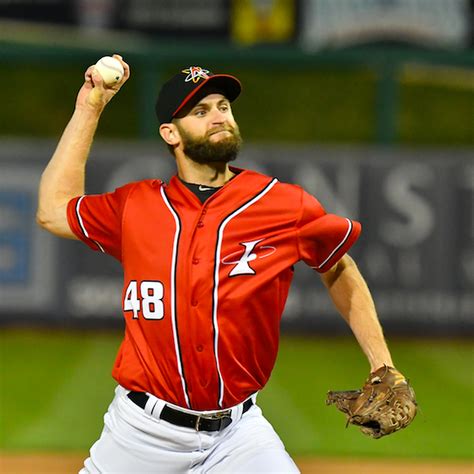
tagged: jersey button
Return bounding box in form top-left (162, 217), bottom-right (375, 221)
top-left (196, 345), bottom-right (203, 352)
top-left (192, 300), bottom-right (198, 307)
top-left (192, 258), bottom-right (200, 265)
top-left (197, 221), bottom-right (204, 228)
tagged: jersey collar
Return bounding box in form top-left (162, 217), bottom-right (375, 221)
top-left (164, 167), bottom-right (274, 211)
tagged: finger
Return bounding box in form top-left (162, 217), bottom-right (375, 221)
top-left (90, 66), bottom-right (105, 87)
top-left (84, 65), bottom-right (96, 83)
top-left (112, 53), bottom-right (131, 81)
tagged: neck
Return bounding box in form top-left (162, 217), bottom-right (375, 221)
top-left (175, 156), bottom-right (235, 186)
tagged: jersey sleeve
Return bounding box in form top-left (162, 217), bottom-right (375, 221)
top-left (296, 189), bottom-right (361, 273)
top-left (66, 184), bottom-right (134, 261)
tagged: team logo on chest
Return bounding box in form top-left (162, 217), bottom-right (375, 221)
top-left (222, 239), bottom-right (276, 276)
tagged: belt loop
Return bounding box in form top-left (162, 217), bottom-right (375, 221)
top-left (232, 402), bottom-right (243, 422)
top-left (144, 393), bottom-right (161, 418)
top-left (194, 415), bottom-right (202, 431)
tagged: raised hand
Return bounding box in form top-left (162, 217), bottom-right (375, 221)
top-left (75, 54), bottom-right (130, 113)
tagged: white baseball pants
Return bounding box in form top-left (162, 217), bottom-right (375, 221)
top-left (79, 386), bottom-right (299, 473)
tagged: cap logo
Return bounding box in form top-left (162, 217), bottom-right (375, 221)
top-left (182, 66), bottom-right (211, 83)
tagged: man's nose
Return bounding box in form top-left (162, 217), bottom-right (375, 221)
top-left (209, 107), bottom-right (226, 124)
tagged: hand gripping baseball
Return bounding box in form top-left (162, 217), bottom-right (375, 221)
top-left (326, 365), bottom-right (417, 439)
top-left (76, 54), bottom-right (130, 112)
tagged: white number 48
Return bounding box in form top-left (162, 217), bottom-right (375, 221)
top-left (123, 281), bottom-right (164, 320)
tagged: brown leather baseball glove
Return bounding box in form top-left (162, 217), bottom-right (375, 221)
top-left (326, 365), bottom-right (417, 439)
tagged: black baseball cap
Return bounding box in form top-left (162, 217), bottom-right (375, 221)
top-left (155, 66), bottom-right (241, 124)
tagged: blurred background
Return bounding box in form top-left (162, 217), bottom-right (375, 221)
top-left (0, 1), bottom-right (473, 473)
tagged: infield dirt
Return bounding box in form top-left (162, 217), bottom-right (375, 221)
top-left (1, 454), bottom-right (473, 473)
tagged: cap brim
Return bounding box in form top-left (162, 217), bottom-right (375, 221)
top-left (172, 74), bottom-right (241, 119)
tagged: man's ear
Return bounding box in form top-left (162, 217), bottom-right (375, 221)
top-left (159, 123), bottom-right (180, 146)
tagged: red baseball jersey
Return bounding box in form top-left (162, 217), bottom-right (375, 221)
top-left (67, 167), bottom-right (361, 410)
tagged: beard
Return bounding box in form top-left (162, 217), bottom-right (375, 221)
top-left (177, 124), bottom-right (242, 164)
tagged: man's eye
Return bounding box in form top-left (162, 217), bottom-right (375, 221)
top-left (195, 110), bottom-right (206, 116)
top-left (220, 105), bottom-right (229, 112)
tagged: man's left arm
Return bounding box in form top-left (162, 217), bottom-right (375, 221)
top-left (319, 254), bottom-right (393, 371)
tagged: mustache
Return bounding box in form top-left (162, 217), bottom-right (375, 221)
top-left (207, 126), bottom-right (235, 137)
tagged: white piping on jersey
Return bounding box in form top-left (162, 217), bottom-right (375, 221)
top-left (212, 178), bottom-right (278, 408)
top-left (160, 187), bottom-right (191, 409)
top-left (315, 218), bottom-right (353, 270)
top-left (76, 196), bottom-right (105, 253)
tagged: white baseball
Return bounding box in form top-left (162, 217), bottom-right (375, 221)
top-left (94, 56), bottom-right (124, 85)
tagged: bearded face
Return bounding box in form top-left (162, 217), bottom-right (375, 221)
top-left (176, 122), bottom-right (242, 165)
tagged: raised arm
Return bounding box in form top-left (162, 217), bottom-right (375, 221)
top-left (36, 54), bottom-right (130, 238)
top-left (320, 254), bottom-right (393, 371)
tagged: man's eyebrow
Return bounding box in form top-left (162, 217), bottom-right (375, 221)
top-left (193, 98), bottom-right (230, 110)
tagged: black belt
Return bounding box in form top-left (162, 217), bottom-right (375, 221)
top-left (127, 391), bottom-right (253, 432)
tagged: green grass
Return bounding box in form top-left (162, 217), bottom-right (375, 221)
top-left (261, 337), bottom-right (474, 459)
top-left (0, 329), bottom-right (473, 460)
top-left (0, 330), bottom-right (119, 451)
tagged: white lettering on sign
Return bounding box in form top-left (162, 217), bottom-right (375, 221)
top-left (380, 163), bottom-right (435, 247)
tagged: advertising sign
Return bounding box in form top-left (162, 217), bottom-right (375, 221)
top-left (300, 0), bottom-right (470, 50)
top-left (1, 141), bottom-right (472, 335)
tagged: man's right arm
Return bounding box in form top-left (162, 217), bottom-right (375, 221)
top-left (36, 54), bottom-right (130, 238)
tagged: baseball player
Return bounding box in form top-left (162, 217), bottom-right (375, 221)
top-left (37, 55), bottom-right (397, 473)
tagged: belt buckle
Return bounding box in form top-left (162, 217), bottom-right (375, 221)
top-left (195, 410), bottom-right (231, 431)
